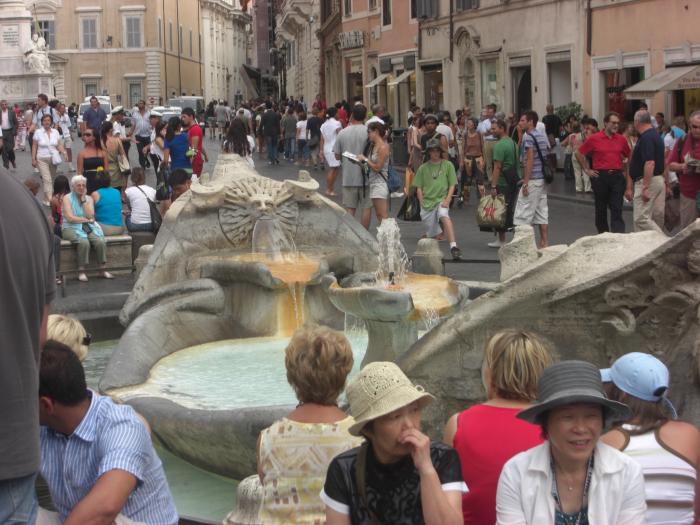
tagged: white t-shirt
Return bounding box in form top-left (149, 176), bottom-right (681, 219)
top-left (112, 121), bottom-right (127, 137)
top-left (56, 113), bottom-right (72, 137)
top-left (321, 118), bottom-right (342, 152)
top-left (34, 128), bottom-right (60, 158)
top-left (366, 115), bottom-right (385, 125)
top-left (477, 118), bottom-right (492, 135)
top-left (150, 129), bottom-right (164, 160)
top-left (664, 133), bottom-right (678, 183)
top-left (125, 185), bottom-right (157, 224)
top-left (296, 119), bottom-right (308, 139)
top-left (436, 123), bottom-right (456, 156)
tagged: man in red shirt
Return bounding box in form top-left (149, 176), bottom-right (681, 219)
top-left (181, 107), bottom-right (207, 177)
top-left (575, 111), bottom-right (631, 233)
top-left (667, 110), bottom-right (700, 229)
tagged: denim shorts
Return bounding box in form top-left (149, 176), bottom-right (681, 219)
top-left (0, 473), bottom-right (38, 525)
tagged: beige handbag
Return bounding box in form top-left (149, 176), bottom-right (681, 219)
top-left (118, 152), bottom-right (131, 174)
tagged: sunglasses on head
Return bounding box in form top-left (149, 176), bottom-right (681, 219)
top-left (82, 333), bottom-right (92, 346)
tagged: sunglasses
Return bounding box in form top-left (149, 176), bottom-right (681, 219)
top-left (82, 333), bottom-right (92, 346)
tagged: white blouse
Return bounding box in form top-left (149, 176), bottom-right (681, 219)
top-left (34, 128), bottom-right (61, 159)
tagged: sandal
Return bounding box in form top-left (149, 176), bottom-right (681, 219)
top-left (56, 276), bottom-right (63, 286)
top-left (102, 271), bottom-right (114, 279)
top-left (78, 272), bottom-right (88, 282)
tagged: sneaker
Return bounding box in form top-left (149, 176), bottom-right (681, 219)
top-left (450, 246), bottom-right (462, 260)
top-left (78, 272), bottom-right (88, 282)
top-left (101, 271), bottom-right (114, 279)
top-left (488, 240), bottom-right (505, 248)
top-left (390, 191), bottom-right (404, 198)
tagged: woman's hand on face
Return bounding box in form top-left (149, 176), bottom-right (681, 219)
top-left (399, 428), bottom-right (434, 476)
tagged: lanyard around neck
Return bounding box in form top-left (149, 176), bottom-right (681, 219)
top-left (550, 452), bottom-right (594, 525)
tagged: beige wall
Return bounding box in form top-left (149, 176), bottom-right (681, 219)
top-left (585, 0), bottom-right (700, 121)
top-left (419, 0), bottom-right (584, 115)
top-left (40, 0), bottom-right (203, 107)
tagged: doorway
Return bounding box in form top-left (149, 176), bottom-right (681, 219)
top-left (512, 67), bottom-right (531, 115)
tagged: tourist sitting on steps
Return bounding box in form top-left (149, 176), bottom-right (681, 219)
top-left (125, 168), bottom-right (157, 233)
top-left (601, 352), bottom-right (700, 525)
top-left (257, 325), bottom-right (363, 524)
top-left (443, 329), bottom-right (553, 525)
top-left (37, 341), bottom-right (178, 525)
top-left (91, 170), bottom-right (125, 236)
top-left (322, 361), bottom-right (466, 525)
top-left (412, 138), bottom-right (462, 260)
top-left (61, 174), bottom-right (112, 282)
top-left (496, 360), bottom-right (647, 524)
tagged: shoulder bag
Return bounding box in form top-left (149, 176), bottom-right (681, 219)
top-left (136, 186), bottom-right (162, 233)
top-left (527, 132), bottom-right (554, 184)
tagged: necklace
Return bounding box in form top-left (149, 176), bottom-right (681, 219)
top-left (550, 452), bottom-right (594, 525)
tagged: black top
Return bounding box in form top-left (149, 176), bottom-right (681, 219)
top-left (260, 110), bottom-right (281, 138)
top-left (323, 441), bottom-right (465, 524)
top-left (630, 127), bottom-right (665, 182)
top-left (542, 114), bottom-right (562, 139)
top-left (307, 116), bottom-right (322, 139)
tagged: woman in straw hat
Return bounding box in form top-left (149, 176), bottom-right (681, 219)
top-left (600, 352), bottom-right (700, 525)
top-left (443, 330), bottom-right (553, 525)
top-left (321, 362), bottom-right (465, 525)
top-left (496, 360), bottom-right (647, 525)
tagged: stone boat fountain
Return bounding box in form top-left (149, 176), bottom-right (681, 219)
top-left (100, 156), bottom-right (468, 479)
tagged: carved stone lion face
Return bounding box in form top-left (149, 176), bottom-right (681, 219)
top-left (218, 176), bottom-right (298, 248)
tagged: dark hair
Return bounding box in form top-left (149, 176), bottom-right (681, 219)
top-left (487, 103), bottom-right (497, 112)
top-left (41, 113), bottom-right (53, 124)
top-left (265, 101), bottom-right (272, 109)
top-left (523, 110), bottom-right (539, 126)
top-left (155, 121), bottom-right (167, 138)
top-left (493, 118), bottom-right (507, 132)
top-left (100, 121), bottom-right (113, 145)
top-left (604, 383), bottom-right (668, 435)
top-left (604, 111), bottom-right (620, 124)
top-left (297, 111), bottom-right (307, 121)
top-left (165, 116), bottom-right (182, 141)
top-left (351, 104), bottom-right (367, 122)
top-left (90, 96), bottom-right (98, 102)
top-left (169, 168), bottom-right (191, 187)
top-left (588, 118), bottom-right (599, 129)
top-left (326, 107), bottom-right (337, 119)
top-left (39, 340), bottom-right (89, 406)
top-left (38, 93), bottom-right (48, 103)
top-left (181, 107), bottom-right (195, 118)
top-left (223, 118), bottom-right (251, 156)
top-left (367, 121), bottom-right (386, 137)
top-left (95, 170), bottom-right (111, 189)
top-left (53, 174), bottom-right (70, 196)
top-left (130, 167), bottom-right (146, 186)
top-left (469, 117), bottom-right (479, 129)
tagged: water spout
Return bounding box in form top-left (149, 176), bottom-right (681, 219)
top-left (251, 215), bottom-right (297, 259)
top-left (375, 219), bottom-right (410, 286)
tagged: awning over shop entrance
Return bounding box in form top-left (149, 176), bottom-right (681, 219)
top-left (624, 65), bottom-right (700, 99)
top-left (387, 70), bottom-right (414, 87)
top-left (241, 64), bottom-right (260, 99)
top-left (364, 73), bottom-right (389, 89)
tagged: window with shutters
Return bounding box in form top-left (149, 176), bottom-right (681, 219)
top-left (125, 16), bottom-right (142, 48)
top-left (344, 0), bottom-right (351, 15)
top-left (37, 20), bottom-right (55, 49)
top-left (81, 17), bottom-right (98, 49)
top-left (382, 0), bottom-right (391, 25)
top-left (456, 0), bottom-right (478, 11)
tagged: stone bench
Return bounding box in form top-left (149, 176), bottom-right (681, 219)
top-left (60, 234), bottom-right (134, 276)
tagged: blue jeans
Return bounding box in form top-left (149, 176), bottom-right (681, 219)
top-left (265, 136), bottom-right (278, 163)
top-left (126, 216), bottom-right (154, 232)
top-left (297, 139), bottom-right (309, 161)
top-left (0, 473), bottom-right (38, 525)
top-left (284, 137), bottom-right (295, 160)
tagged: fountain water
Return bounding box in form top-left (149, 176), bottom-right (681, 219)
top-left (375, 219), bottom-right (410, 286)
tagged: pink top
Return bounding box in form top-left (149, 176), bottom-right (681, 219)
top-left (452, 404), bottom-right (543, 525)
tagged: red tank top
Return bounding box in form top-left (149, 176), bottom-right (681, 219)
top-left (452, 404), bottom-right (543, 525)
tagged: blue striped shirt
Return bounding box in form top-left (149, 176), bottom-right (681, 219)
top-left (40, 391), bottom-right (178, 525)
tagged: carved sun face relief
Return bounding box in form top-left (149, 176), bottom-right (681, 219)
top-left (218, 176), bottom-right (298, 247)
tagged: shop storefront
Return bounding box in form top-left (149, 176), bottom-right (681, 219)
top-left (624, 64), bottom-right (700, 120)
top-left (421, 63), bottom-right (443, 112)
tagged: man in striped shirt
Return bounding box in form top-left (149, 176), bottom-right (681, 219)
top-left (37, 342), bottom-right (178, 525)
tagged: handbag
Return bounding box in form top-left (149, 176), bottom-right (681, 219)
top-left (118, 152), bottom-right (131, 175)
top-left (156, 165), bottom-right (171, 201)
top-left (476, 194), bottom-right (507, 229)
top-left (527, 132), bottom-right (554, 184)
top-left (386, 161), bottom-right (402, 193)
top-left (136, 186), bottom-right (163, 233)
top-left (397, 189), bottom-right (421, 221)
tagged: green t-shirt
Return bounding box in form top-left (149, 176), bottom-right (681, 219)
top-left (412, 160), bottom-right (458, 211)
top-left (492, 137), bottom-right (520, 187)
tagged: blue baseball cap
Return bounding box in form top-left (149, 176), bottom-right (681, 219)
top-left (601, 352), bottom-right (677, 417)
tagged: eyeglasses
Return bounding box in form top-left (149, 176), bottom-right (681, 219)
top-left (82, 333), bottom-right (92, 346)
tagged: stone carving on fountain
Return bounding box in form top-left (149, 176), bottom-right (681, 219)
top-left (101, 155), bottom-right (380, 479)
top-left (399, 224), bottom-right (700, 437)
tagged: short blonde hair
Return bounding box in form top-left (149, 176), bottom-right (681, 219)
top-left (47, 314), bottom-right (89, 361)
top-left (285, 324), bottom-right (354, 405)
top-left (483, 330), bottom-right (553, 402)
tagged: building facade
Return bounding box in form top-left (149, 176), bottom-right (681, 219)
top-left (585, 0), bottom-right (700, 123)
top-left (35, 0), bottom-right (203, 106)
top-left (418, 0), bottom-right (584, 116)
top-left (274, 0), bottom-right (321, 102)
top-left (318, 0), bottom-right (418, 125)
top-left (201, 0), bottom-right (251, 104)
top-left (250, 0), bottom-right (278, 96)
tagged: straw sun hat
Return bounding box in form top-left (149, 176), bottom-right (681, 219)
top-left (347, 362), bottom-right (435, 436)
top-left (517, 360), bottom-right (630, 427)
